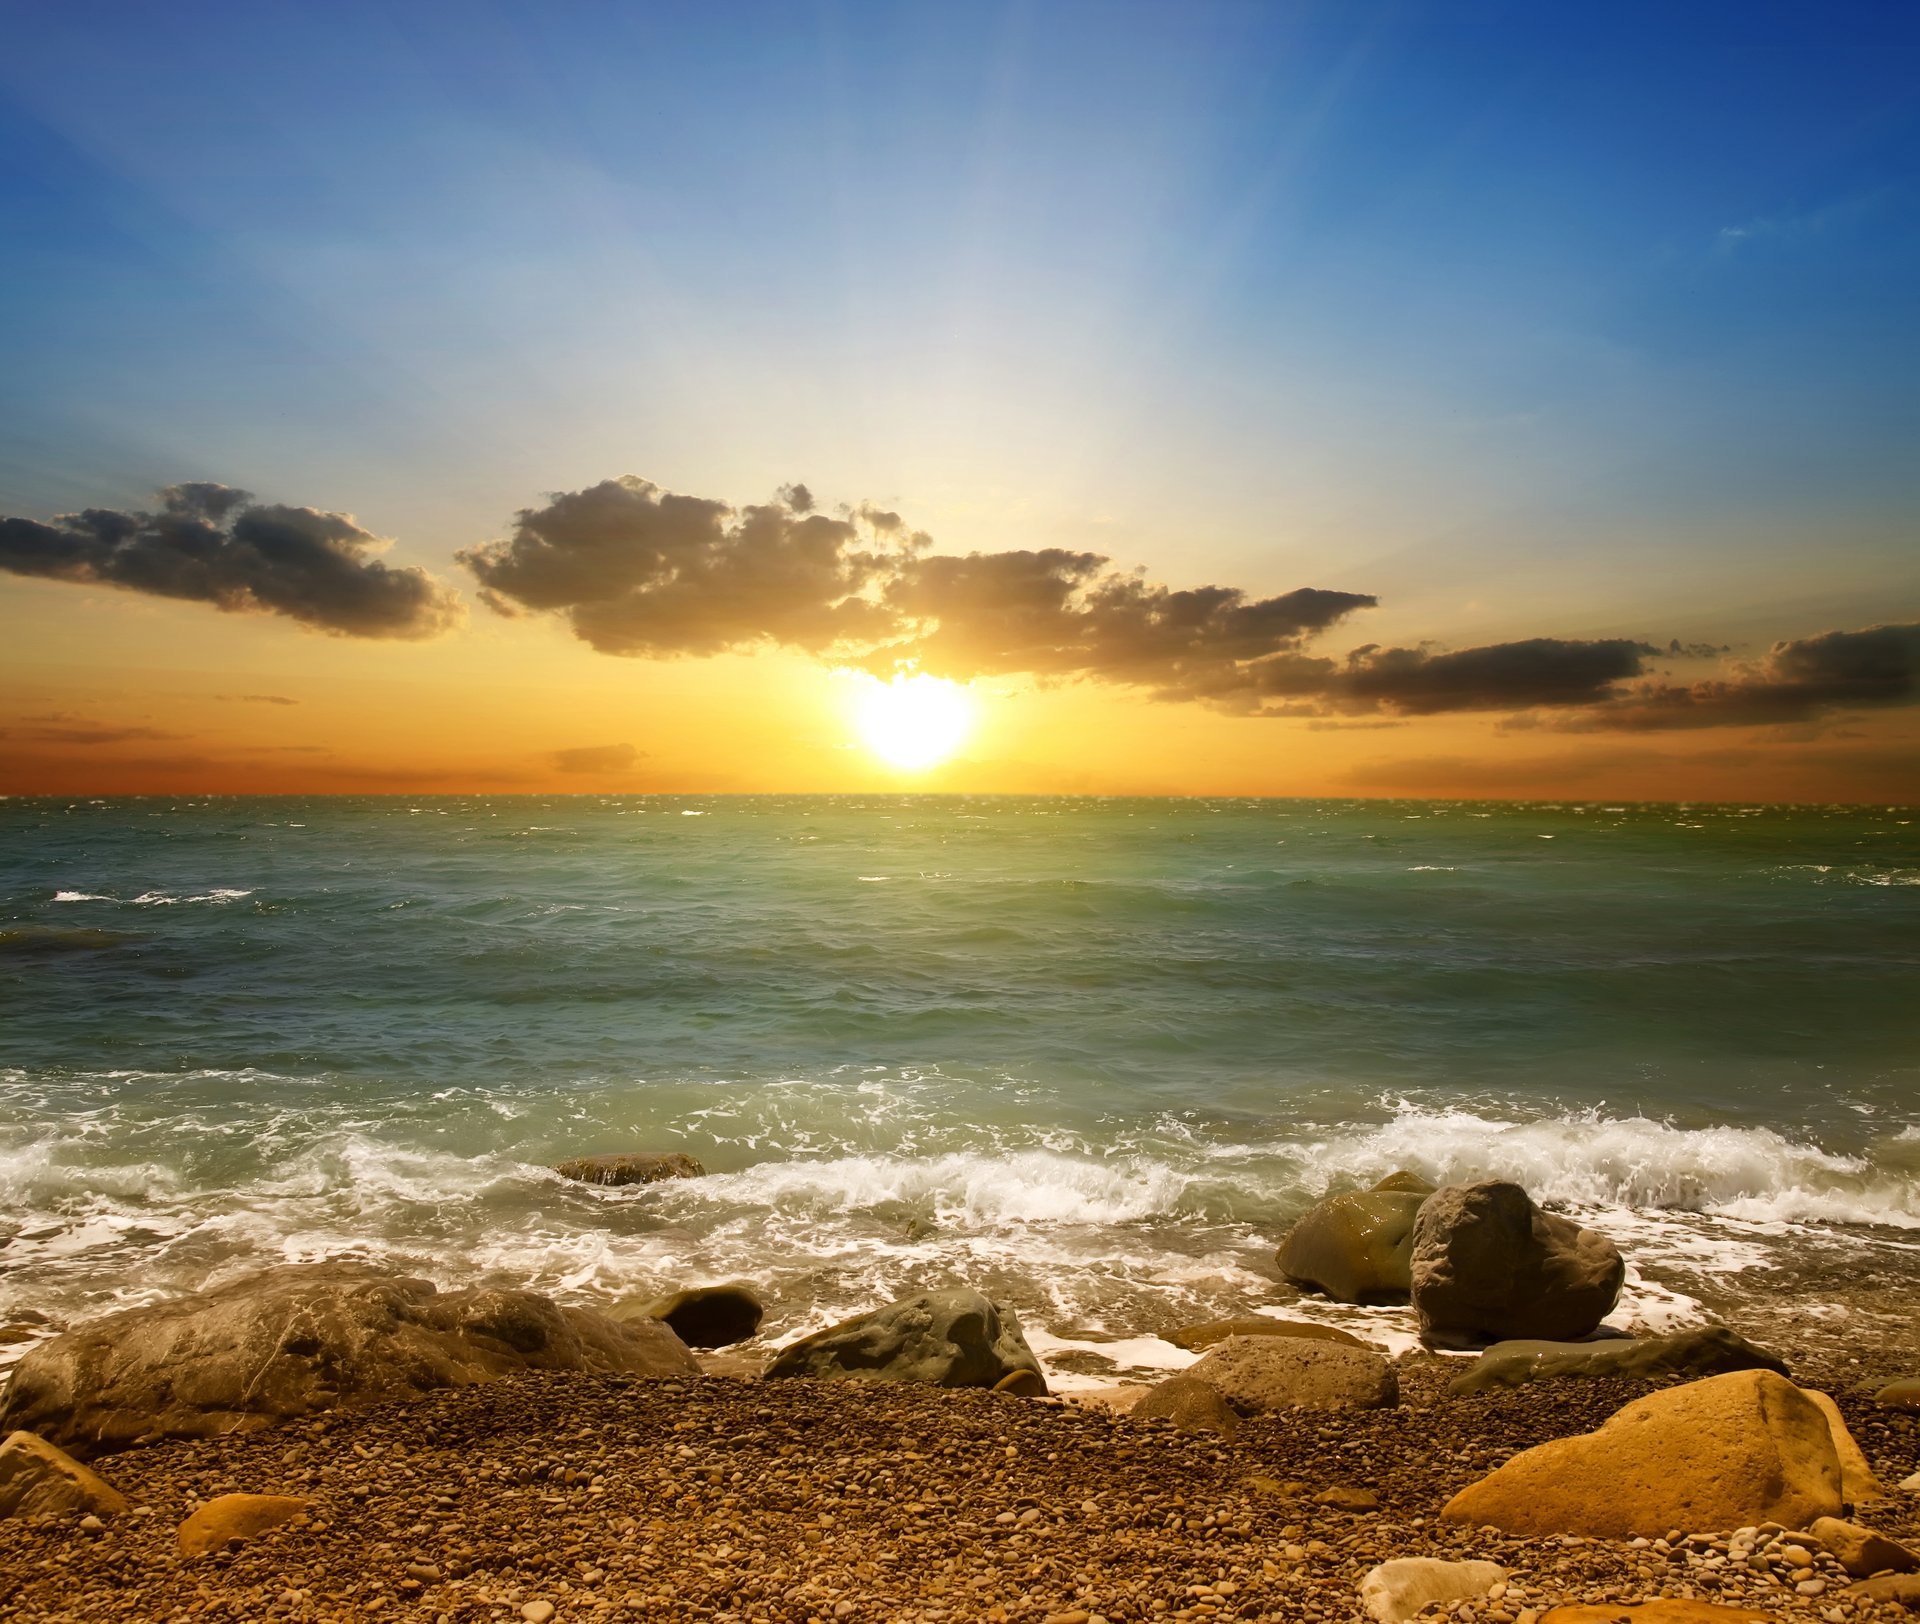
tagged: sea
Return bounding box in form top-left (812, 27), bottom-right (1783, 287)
top-left (3, 795), bottom-right (1917, 1384)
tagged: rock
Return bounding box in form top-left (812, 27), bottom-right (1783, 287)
top-left (1372, 1170), bottom-right (1436, 1195)
top-left (1447, 1327), bottom-right (1788, 1394)
top-left (1811, 1516), bottom-right (1919, 1578)
top-left (1165, 1318), bottom-right (1366, 1352)
top-left (993, 1368), bottom-right (1049, 1398)
top-left (1440, 1369), bottom-right (1842, 1537)
top-left (623, 1284), bottom-right (764, 1348)
top-left (1184, 1335), bottom-right (1397, 1413)
top-left (551, 1152), bottom-right (705, 1186)
top-left (1539, 1606), bottom-right (1776, 1624)
top-left (761, 1288), bottom-right (1042, 1388)
top-left (1410, 1181), bottom-right (1624, 1346)
top-left (1275, 1190), bottom-right (1427, 1304)
top-left (177, 1493), bottom-right (310, 1556)
top-left (1358, 1558), bottom-right (1506, 1624)
top-left (1848, 1574), bottom-right (1920, 1606)
top-left (1803, 1389), bottom-right (1882, 1504)
top-left (1876, 1379), bottom-right (1920, 1410)
top-left (1131, 1375), bottom-right (1239, 1437)
top-left (1314, 1485), bottom-right (1379, 1511)
top-left (522, 1602), bottom-right (557, 1624)
top-left (1904, 1471), bottom-right (1920, 1493)
top-left (0, 1430), bottom-right (130, 1519)
top-left (0, 1262), bottom-right (699, 1458)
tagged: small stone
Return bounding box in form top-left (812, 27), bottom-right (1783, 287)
top-left (521, 1603), bottom-right (557, 1624)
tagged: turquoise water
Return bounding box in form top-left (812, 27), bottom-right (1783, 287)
top-left (2, 795), bottom-right (1918, 1368)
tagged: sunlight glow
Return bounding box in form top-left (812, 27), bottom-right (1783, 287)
top-left (853, 674), bottom-right (974, 771)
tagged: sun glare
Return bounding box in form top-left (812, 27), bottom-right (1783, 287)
top-left (853, 674), bottom-right (974, 771)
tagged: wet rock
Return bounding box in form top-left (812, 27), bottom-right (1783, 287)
top-left (1131, 1375), bottom-right (1238, 1437)
top-left (1448, 1327), bottom-right (1787, 1395)
top-left (1275, 1190), bottom-right (1427, 1304)
top-left (1410, 1181), bottom-right (1624, 1347)
top-left (1875, 1378), bottom-right (1920, 1409)
top-left (1184, 1334), bottom-right (1397, 1413)
top-left (1358, 1557), bottom-right (1505, 1624)
top-left (762, 1288), bottom-right (1041, 1388)
top-left (0, 1430), bottom-right (130, 1519)
top-left (1440, 1369), bottom-right (1843, 1538)
top-left (1810, 1516), bottom-right (1919, 1578)
top-left (1165, 1318), bottom-right (1365, 1352)
top-left (0, 1261), bottom-right (699, 1457)
top-left (177, 1493), bottom-right (310, 1556)
top-left (1371, 1170), bottom-right (1436, 1195)
top-left (551, 1152), bottom-right (705, 1186)
top-left (992, 1368), bottom-right (1049, 1398)
top-left (1803, 1389), bottom-right (1882, 1504)
top-left (624, 1284), bottom-right (764, 1348)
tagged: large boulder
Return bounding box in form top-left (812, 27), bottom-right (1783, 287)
top-left (1276, 1190), bottom-right (1428, 1304)
top-left (1448, 1327), bottom-right (1787, 1395)
top-left (1440, 1369), bottom-right (1843, 1537)
top-left (761, 1289), bottom-right (1041, 1388)
top-left (0, 1262), bottom-right (699, 1458)
top-left (1184, 1334), bottom-right (1398, 1413)
top-left (1411, 1182), bottom-right (1624, 1346)
top-left (552, 1152), bottom-right (704, 1186)
top-left (0, 1431), bottom-right (130, 1519)
top-left (622, 1284), bottom-right (765, 1349)
top-left (1803, 1390), bottom-right (1882, 1504)
top-left (1810, 1517), bottom-right (1918, 1579)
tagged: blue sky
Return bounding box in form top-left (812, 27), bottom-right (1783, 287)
top-left (1, 2), bottom-right (1917, 797)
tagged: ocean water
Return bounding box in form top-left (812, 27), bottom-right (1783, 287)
top-left (2, 795), bottom-right (1918, 1380)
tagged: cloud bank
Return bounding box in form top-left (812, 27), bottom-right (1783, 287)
top-left (0, 483), bottom-right (461, 638)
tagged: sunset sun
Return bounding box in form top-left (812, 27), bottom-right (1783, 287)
top-left (852, 674), bottom-right (974, 771)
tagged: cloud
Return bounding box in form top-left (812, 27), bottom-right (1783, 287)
top-left (0, 721), bottom-right (179, 745)
top-left (549, 742), bottom-right (645, 774)
top-left (223, 693), bottom-right (300, 705)
top-left (0, 483), bottom-right (463, 638)
top-left (1548, 622), bottom-right (1920, 732)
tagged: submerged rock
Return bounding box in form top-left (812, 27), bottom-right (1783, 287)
top-left (1132, 1374), bottom-right (1238, 1437)
top-left (1184, 1334), bottom-right (1397, 1413)
top-left (552, 1152), bottom-right (705, 1186)
top-left (0, 1261), bottom-right (699, 1458)
top-left (1448, 1326), bottom-right (1787, 1394)
top-left (1440, 1369), bottom-right (1843, 1537)
top-left (1411, 1181), bottom-right (1624, 1346)
top-left (761, 1288), bottom-right (1041, 1389)
top-left (1276, 1190), bottom-right (1428, 1304)
top-left (1165, 1317), bottom-right (1366, 1352)
top-left (624, 1284), bottom-right (764, 1349)
top-left (0, 1431), bottom-right (130, 1519)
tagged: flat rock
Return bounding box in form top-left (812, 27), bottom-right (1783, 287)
top-left (1315, 1484), bottom-right (1379, 1511)
top-left (1849, 1573), bottom-right (1920, 1606)
top-left (0, 1430), bottom-right (130, 1519)
top-left (1876, 1379), bottom-right (1920, 1410)
top-left (552, 1152), bottom-right (705, 1186)
top-left (177, 1493), bottom-right (310, 1556)
top-left (1539, 1606), bottom-right (1775, 1624)
top-left (1131, 1374), bottom-right (1238, 1437)
top-left (0, 1261), bottom-right (699, 1458)
top-left (1411, 1181), bottom-right (1624, 1346)
top-left (1440, 1369), bottom-right (1842, 1538)
top-left (1359, 1558), bottom-right (1505, 1624)
top-left (1184, 1334), bottom-right (1398, 1413)
top-left (624, 1284), bottom-right (764, 1348)
top-left (1448, 1327), bottom-right (1787, 1395)
top-left (1276, 1190), bottom-right (1427, 1304)
top-left (762, 1288), bottom-right (1041, 1388)
top-left (1811, 1516), bottom-right (1919, 1578)
top-left (1165, 1318), bottom-right (1366, 1352)
top-left (1803, 1389), bottom-right (1882, 1504)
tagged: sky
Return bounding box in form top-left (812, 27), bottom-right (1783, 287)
top-left (1, 0), bottom-right (1917, 799)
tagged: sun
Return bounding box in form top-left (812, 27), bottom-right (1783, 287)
top-left (852, 674), bottom-right (974, 771)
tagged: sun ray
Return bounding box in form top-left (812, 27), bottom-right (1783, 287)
top-left (852, 674), bottom-right (974, 771)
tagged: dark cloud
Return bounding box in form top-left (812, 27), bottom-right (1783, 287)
top-left (0, 483), bottom-right (462, 638)
top-left (1551, 622), bottom-right (1920, 731)
top-left (1326, 637), bottom-right (1659, 715)
top-left (0, 720), bottom-right (179, 745)
top-left (549, 742), bottom-right (645, 774)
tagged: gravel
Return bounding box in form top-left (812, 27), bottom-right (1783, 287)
top-left (2, 1358), bottom-right (1917, 1623)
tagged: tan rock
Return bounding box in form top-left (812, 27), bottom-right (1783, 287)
top-left (552, 1151), bottom-right (704, 1186)
top-left (1185, 1335), bottom-right (1397, 1413)
top-left (1276, 1190), bottom-right (1426, 1303)
top-left (0, 1430), bottom-right (130, 1519)
top-left (992, 1368), bottom-right (1048, 1398)
top-left (1439, 1369), bottom-right (1842, 1538)
top-left (1371, 1170), bottom-right (1436, 1195)
top-left (1359, 1558), bottom-right (1504, 1624)
top-left (1875, 1378), bottom-right (1920, 1410)
top-left (1811, 1516), bottom-right (1919, 1578)
top-left (1165, 1317), bottom-right (1365, 1352)
top-left (1848, 1573), bottom-right (1920, 1606)
top-left (1315, 1484), bottom-right (1379, 1511)
top-left (1538, 1606), bottom-right (1774, 1624)
top-left (1131, 1374), bottom-right (1237, 1437)
top-left (1803, 1390), bottom-right (1882, 1503)
top-left (177, 1492), bottom-right (309, 1555)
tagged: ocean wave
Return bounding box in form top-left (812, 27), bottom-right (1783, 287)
top-left (49, 887), bottom-right (255, 906)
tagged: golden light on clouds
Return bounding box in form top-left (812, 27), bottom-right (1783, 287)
top-left (850, 673), bottom-right (975, 772)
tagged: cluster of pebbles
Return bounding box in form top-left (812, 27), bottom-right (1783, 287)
top-left (2, 1358), bottom-right (1917, 1624)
